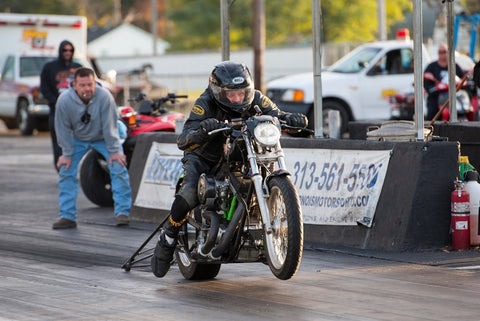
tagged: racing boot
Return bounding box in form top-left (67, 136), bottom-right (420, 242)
top-left (151, 196), bottom-right (190, 278)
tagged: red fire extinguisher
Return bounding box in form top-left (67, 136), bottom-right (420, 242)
top-left (451, 180), bottom-right (470, 250)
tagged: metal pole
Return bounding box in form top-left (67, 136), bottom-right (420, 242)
top-left (312, 0), bottom-right (323, 138)
top-left (220, 0), bottom-right (231, 61)
top-left (377, 0), bottom-right (387, 41)
top-left (413, 0), bottom-right (424, 140)
top-left (446, 0), bottom-right (457, 122)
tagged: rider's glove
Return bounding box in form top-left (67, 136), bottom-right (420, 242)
top-left (285, 113), bottom-right (308, 128)
top-left (199, 118), bottom-right (224, 137)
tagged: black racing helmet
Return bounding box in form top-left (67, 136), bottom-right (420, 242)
top-left (209, 61), bottom-right (254, 113)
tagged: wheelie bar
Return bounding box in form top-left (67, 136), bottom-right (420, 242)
top-left (121, 216), bottom-right (168, 271)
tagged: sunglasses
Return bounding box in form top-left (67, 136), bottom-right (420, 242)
top-left (62, 49), bottom-right (74, 52)
top-left (438, 51), bottom-right (447, 54)
top-left (81, 111), bottom-right (91, 124)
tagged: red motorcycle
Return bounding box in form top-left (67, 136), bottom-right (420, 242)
top-left (80, 93), bottom-right (187, 207)
top-left (423, 72), bottom-right (476, 121)
top-left (391, 72), bottom-right (478, 121)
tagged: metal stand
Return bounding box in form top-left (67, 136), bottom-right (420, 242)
top-left (121, 217), bottom-right (167, 271)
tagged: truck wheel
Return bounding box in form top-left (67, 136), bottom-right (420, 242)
top-left (16, 99), bottom-right (35, 136)
top-left (3, 118), bottom-right (17, 129)
top-left (79, 150), bottom-right (114, 207)
top-left (322, 100), bottom-right (349, 136)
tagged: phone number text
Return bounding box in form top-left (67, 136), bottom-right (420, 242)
top-left (292, 160), bottom-right (383, 192)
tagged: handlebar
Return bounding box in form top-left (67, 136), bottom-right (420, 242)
top-left (207, 117), bottom-right (313, 136)
top-left (281, 122), bottom-right (314, 134)
top-left (131, 92), bottom-right (188, 105)
top-left (133, 92), bottom-right (188, 115)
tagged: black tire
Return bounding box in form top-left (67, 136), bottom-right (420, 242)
top-left (3, 118), bottom-right (17, 129)
top-left (264, 176), bottom-right (303, 280)
top-left (79, 150), bottom-right (114, 207)
top-left (175, 220), bottom-right (222, 280)
top-left (322, 100), bottom-right (349, 136)
top-left (17, 99), bottom-right (35, 136)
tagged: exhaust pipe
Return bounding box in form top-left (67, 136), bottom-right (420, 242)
top-left (211, 202), bottom-right (245, 258)
top-left (199, 211), bottom-right (219, 255)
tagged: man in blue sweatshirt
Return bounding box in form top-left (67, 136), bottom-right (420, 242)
top-left (53, 67), bottom-right (131, 229)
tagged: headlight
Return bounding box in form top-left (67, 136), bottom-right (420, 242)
top-left (254, 122), bottom-right (281, 147)
top-left (32, 88), bottom-right (48, 104)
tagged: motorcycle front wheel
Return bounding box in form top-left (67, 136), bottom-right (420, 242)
top-left (175, 218), bottom-right (222, 280)
top-left (265, 176), bottom-right (303, 280)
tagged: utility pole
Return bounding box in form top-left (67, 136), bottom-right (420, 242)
top-left (253, 0), bottom-right (265, 91)
top-left (151, 0), bottom-right (158, 56)
top-left (113, 0), bottom-right (121, 26)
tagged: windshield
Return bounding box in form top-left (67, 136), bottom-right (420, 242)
top-left (20, 57), bottom-right (90, 77)
top-left (20, 57), bottom-right (54, 77)
top-left (330, 47), bottom-right (381, 73)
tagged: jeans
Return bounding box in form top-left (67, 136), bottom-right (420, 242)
top-left (58, 136), bottom-right (132, 221)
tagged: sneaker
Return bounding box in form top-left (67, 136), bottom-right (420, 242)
top-left (52, 218), bottom-right (77, 229)
top-left (151, 230), bottom-right (176, 278)
top-left (116, 214), bottom-right (130, 226)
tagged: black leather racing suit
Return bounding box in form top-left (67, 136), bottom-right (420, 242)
top-left (174, 88), bottom-right (288, 214)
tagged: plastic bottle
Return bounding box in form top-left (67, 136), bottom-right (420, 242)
top-left (463, 171), bottom-right (480, 246)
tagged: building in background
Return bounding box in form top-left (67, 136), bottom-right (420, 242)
top-left (87, 23), bottom-right (169, 58)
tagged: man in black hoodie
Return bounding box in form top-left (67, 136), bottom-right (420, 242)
top-left (40, 40), bottom-right (82, 169)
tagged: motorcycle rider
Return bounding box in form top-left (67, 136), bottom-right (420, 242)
top-left (151, 61), bottom-right (308, 278)
top-left (423, 43), bottom-right (466, 120)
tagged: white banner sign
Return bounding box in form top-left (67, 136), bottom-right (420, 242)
top-left (134, 142), bottom-right (392, 227)
top-left (134, 142), bottom-right (183, 210)
top-left (284, 148), bottom-right (392, 227)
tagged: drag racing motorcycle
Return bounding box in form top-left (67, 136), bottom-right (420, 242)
top-left (174, 107), bottom-right (306, 280)
top-left (79, 93), bottom-right (187, 207)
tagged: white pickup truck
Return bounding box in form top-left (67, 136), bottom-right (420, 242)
top-left (266, 40), bottom-right (431, 135)
top-left (0, 13), bottom-right (88, 135)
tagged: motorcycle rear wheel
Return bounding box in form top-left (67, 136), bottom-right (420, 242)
top-left (264, 176), bottom-right (303, 280)
top-left (176, 221), bottom-right (222, 280)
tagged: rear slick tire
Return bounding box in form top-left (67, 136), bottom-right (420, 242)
top-left (175, 220), bottom-right (222, 280)
top-left (79, 150), bottom-right (114, 207)
top-left (264, 176), bottom-right (303, 280)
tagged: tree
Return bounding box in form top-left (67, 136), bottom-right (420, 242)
top-left (0, 0), bottom-right (78, 16)
top-left (164, 0), bottom-right (412, 51)
top-left (1, 0), bottom-right (413, 51)
top-left (459, 0), bottom-right (480, 14)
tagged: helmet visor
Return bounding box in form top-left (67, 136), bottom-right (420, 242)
top-left (216, 82), bottom-right (254, 112)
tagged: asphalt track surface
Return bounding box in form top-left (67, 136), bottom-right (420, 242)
top-left (1, 128), bottom-right (480, 321)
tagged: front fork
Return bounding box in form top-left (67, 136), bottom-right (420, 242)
top-left (243, 135), bottom-right (286, 254)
